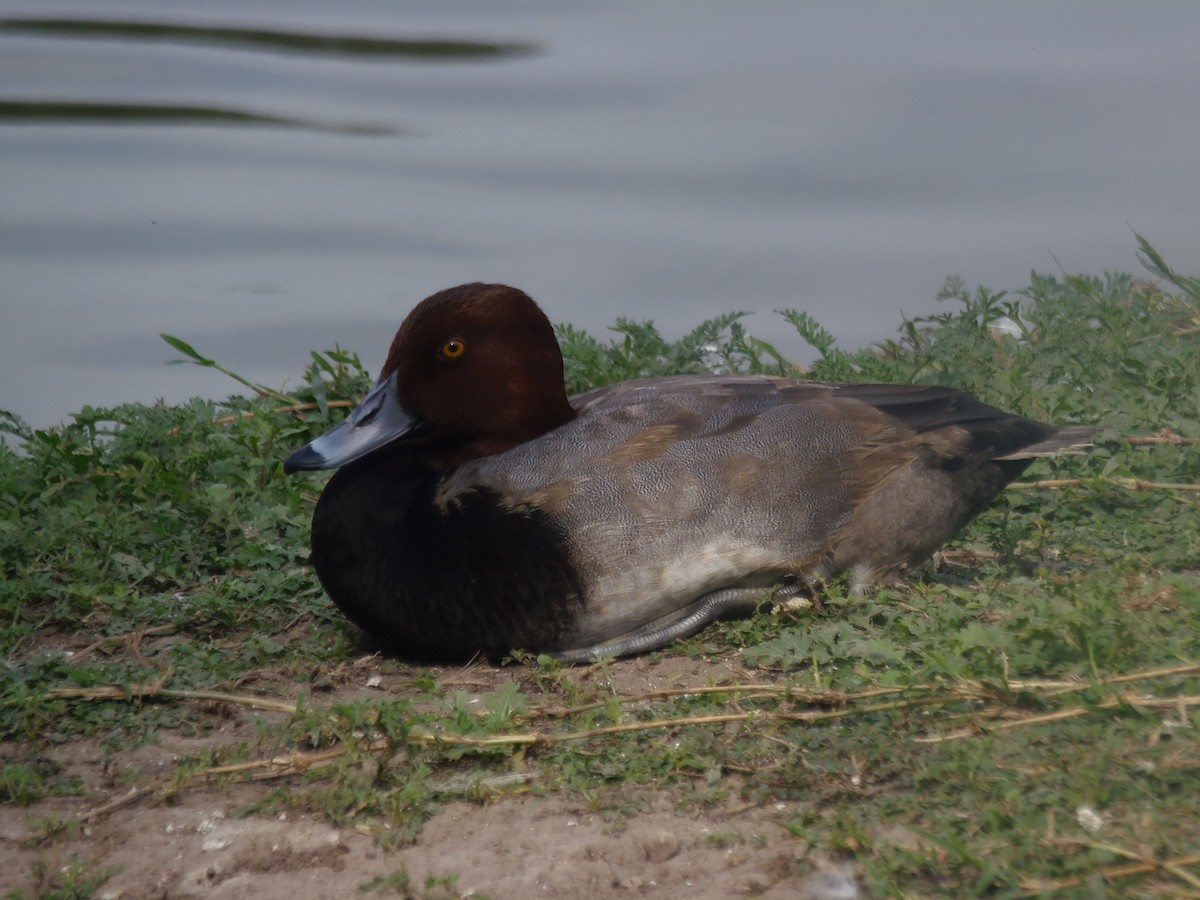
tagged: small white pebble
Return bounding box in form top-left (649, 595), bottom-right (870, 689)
top-left (196, 811), bottom-right (225, 833)
top-left (798, 865), bottom-right (860, 899)
top-left (366, 675), bottom-right (382, 688)
top-left (201, 839), bottom-right (229, 852)
top-left (1076, 805), bottom-right (1104, 832)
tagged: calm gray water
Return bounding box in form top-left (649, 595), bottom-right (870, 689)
top-left (3, 0), bottom-right (1198, 429)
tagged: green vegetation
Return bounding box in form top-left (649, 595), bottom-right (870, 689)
top-left (2, 238), bottom-right (1197, 897)
top-left (4, 854), bottom-right (122, 900)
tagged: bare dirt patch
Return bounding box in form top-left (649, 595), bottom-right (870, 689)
top-left (1, 654), bottom-right (863, 899)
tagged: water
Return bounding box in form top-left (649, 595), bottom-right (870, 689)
top-left (3, 0), bottom-right (1198, 429)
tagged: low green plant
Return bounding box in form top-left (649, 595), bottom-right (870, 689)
top-left (5, 854), bottom-right (121, 900)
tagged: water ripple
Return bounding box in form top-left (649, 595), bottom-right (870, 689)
top-left (0, 100), bottom-right (400, 134)
top-left (0, 17), bottom-right (538, 60)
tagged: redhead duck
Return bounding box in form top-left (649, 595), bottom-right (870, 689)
top-left (285, 283), bottom-right (1096, 663)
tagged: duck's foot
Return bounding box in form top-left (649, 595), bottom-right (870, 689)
top-left (549, 586), bottom-right (772, 664)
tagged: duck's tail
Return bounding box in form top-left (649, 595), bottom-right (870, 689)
top-left (996, 424), bottom-right (1101, 460)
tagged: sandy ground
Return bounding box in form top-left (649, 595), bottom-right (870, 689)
top-left (1, 654), bottom-right (869, 899)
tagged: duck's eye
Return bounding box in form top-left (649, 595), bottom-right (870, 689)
top-left (439, 339), bottom-right (466, 359)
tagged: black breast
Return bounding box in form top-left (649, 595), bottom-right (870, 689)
top-left (309, 449), bottom-right (585, 660)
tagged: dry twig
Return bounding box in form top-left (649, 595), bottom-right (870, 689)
top-left (1009, 476), bottom-right (1200, 492)
top-left (1019, 840), bottom-right (1200, 895)
top-left (43, 660), bottom-right (1198, 828)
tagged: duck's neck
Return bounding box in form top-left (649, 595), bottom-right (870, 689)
top-left (418, 398), bottom-right (577, 470)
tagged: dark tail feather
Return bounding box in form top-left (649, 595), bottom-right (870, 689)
top-left (996, 424), bottom-right (1100, 460)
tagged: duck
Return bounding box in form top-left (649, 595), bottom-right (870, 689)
top-left (284, 283), bottom-right (1096, 663)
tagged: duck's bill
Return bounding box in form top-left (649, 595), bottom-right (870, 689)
top-left (284, 372), bottom-right (419, 473)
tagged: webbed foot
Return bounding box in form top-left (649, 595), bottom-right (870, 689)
top-left (550, 585), bottom-right (774, 664)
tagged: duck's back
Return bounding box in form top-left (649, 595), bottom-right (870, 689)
top-left (441, 375), bottom-right (1083, 651)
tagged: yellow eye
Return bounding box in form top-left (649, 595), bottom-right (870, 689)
top-left (440, 338), bottom-right (466, 359)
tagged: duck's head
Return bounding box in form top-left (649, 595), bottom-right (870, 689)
top-left (284, 283), bottom-right (577, 473)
